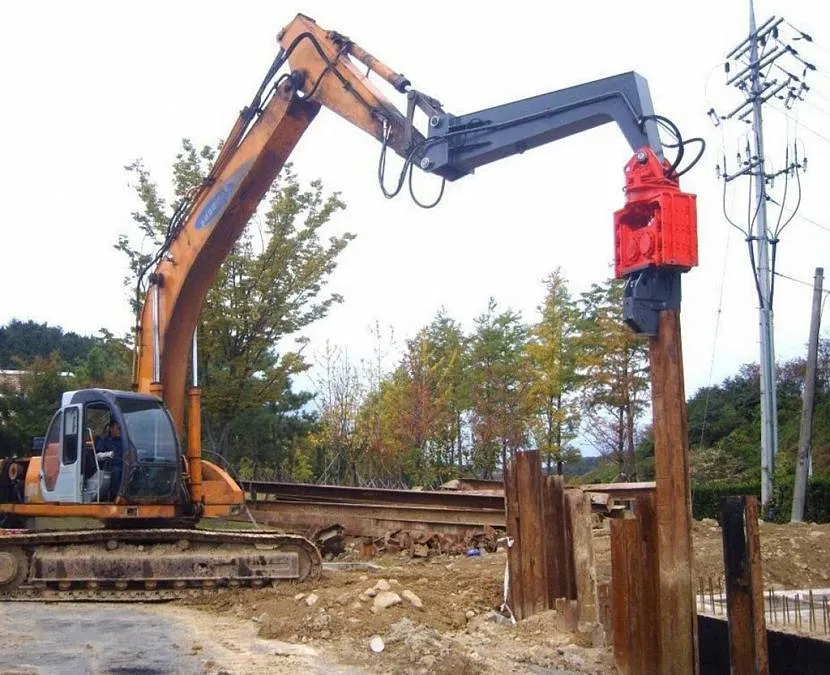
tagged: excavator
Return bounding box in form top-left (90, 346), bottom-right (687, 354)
top-left (0, 14), bottom-right (701, 599)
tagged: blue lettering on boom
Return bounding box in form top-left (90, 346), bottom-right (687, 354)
top-left (194, 161), bottom-right (252, 231)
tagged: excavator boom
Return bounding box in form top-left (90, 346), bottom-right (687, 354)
top-left (135, 15), bottom-right (419, 432)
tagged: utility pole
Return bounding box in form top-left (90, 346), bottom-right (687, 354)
top-left (791, 267), bottom-right (823, 522)
top-left (712, 5), bottom-right (811, 513)
top-left (746, 1), bottom-right (779, 511)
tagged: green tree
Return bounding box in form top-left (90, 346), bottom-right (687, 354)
top-left (73, 329), bottom-right (133, 390)
top-left (524, 269), bottom-right (582, 474)
top-left (346, 314), bottom-right (470, 486)
top-left (120, 139), bottom-right (351, 466)
top-left (310, 342), bottom-right (366, 485)
top-left (469, 298), bottom-right (530, 477)
top-left (577, 279), bottom-right (649, 480)
top-left (422, 311), bottom-right (472, 472)
top-left (0, 320), bottom-right (97, 370)
top-left (0, 353), bottom-right (73, 457)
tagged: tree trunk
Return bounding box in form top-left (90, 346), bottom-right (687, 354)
top-left (625, 397), bottom-right (638, 481)
top-left (617, 408), bottom-right (626, 478)
top-left (556, 393), bottom-right (563, 475)
top-left (204, 421), bottom-right (231, 459)
top-left (456, 414), bottom-right (464, 470)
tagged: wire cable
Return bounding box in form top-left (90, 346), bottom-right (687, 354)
top-left (774, 270), bottom-right (830, 292)
top-left (407, 163), bottom-right (446, 208)
top-left (791, 210), bottom-right (830, 233)
top-left (768, 103), bottom-right (830, 144)
top-left (722, 179), bottom-right (749, 236)
top-left (637, 114), bottom-right (706, 178)
top-left (697, 223), bottom-right (734, 449)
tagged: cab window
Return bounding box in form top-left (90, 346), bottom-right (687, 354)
top-left (42, 410), bottom-right (62, 490)
top-left (62, 407), bottom-right (79, 464)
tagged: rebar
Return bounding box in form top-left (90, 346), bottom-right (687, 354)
top-left (796, 593), bottom-right (801, 629)
top-left (809, 590), bottom-right (815, 632)
top-left (708, 576), bottom-right (716, 614)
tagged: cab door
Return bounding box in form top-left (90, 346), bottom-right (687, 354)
top-left (40, 404), bottom-right (83, 503)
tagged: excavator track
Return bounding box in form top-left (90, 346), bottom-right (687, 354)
top-left (0, 529), bottom-right (321, 601)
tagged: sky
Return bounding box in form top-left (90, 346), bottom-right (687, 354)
top-left (1, 0), bottom-right (829, 403)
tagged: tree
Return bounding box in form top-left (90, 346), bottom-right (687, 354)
top-left (0, 322), bottom-right (132, 458)
top-left (310, 342), bottom-right (366, 485)
top-left (577, 279), bottom-right (649, 480)
top-left (421, 311), bottom-right (472, 472)
top-left (469, 298), bottom-right (530, 477)
top-left (0, 353), bottom-right (72, 457)
top-left (73, 329), bottom-right (133, 390)
top-left (524, 269), bottom-right (582, 474)
top-left (120, 139), bottom-right (352, 466)
top-left (0, 320), bottom-right (97, 370)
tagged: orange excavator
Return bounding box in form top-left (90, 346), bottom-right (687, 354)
top-left (0, 14), bottom-right (701, 598)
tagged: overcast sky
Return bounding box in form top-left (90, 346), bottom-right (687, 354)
top-left (2, 0), bottom-right (829, 400)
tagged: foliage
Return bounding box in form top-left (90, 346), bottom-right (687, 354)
top-left (576, 279), bottom-right (650, 480)
top-left (418, 312), bottom-right (472, 473)
top-left (309, 342), bottom-right (365, 485)
top-left (0, 320), bottom-right (97, 370)
top-left (468, 299), bottom-right (530, 477)
top-left (315, 274), bottom-right (652, 486)
top-left (691, 479), bottom-right (830, 523)
top-left (0, 353), bottom-right (71, 457)
top-left (119, 140), bottom-right (352, 469)
top-left (683, 344), bottom-right (830, 488)
top-left (0, 322), bottom-right (133, 458)
top-left (71, 329), bottom-right (133, 390)
top-left (523, 269), bottom-right (582, 474)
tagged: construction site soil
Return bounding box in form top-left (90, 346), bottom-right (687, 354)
top-left (175, 518), bottom-right (830, 674)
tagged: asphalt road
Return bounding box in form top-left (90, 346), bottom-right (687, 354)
top-left (0, 603), bottom-right (206, 675)
top-left (0, 602), bottom-right (355, 675)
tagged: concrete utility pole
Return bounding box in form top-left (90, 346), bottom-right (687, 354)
top-left (791, 267), bottom-right (823, 522)
top-left (714, 5), bottom-right (811, 513)
top-left (746, 0), bottom-right (779, 511)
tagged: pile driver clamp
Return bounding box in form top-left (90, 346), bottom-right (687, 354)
top-left (401, 70), bottom-right (700, 335)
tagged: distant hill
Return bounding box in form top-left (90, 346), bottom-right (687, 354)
top-left (0, 320), bottom-right (97, 369)
top-left (563, 454), bottom-right (605, 478)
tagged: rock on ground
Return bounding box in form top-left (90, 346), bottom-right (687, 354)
top-left (373, 591), bottom-right (402, 611)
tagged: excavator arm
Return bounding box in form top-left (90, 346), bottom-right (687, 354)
top-left (134, 15), bottom-right (423, 434)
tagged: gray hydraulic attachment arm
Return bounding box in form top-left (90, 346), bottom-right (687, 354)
top-left (387, 71), bottom-right (702, 335)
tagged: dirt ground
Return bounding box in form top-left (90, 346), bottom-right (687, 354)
top-left (183, 519), bottom-right (830, 674)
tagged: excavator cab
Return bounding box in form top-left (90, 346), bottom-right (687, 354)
top-left (39, 389), bottom-right (182, 505)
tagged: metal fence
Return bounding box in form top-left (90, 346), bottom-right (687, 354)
top-left (697, 576), bottom-right (830, 635)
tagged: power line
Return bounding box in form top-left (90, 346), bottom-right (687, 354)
top-left (697, 224), bottom-right (735, 449)
top-left (773, 270), bottom-right (830, 293)
top-left (800, 95), bottom-right (830, 119)
top-left (769, 203), bottom-right (830, 234)
top-left (767, 104), bottom-right (830, 144)
top-left (795, 211), bottom-right (830, 233)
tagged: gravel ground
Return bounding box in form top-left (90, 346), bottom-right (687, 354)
top-left (0, 519), bottom-right (825, 674)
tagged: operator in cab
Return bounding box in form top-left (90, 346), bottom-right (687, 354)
top-left (95, 420), bottom-right (123, 500)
